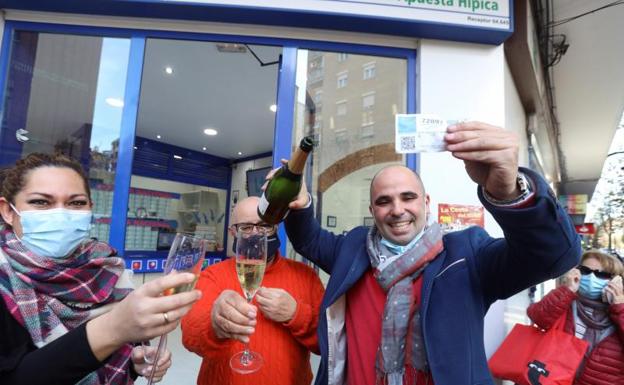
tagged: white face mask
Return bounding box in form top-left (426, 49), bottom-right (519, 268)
top-left (11, 204), bottom-right (92, 258)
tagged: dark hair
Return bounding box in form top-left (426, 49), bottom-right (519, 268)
top-left (0, 153), bottom-right (91, 205)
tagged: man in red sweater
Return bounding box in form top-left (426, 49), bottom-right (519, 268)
top-left (181, 196), bottom-right (324, 385)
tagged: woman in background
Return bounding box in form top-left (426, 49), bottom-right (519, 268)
top-left (0, 153), bottom-right (201, 385)
top-left (527, 250), bottom-right (624, 384)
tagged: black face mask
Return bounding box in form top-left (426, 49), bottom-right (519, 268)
top-left (232, 233), bottom-right (281, 263)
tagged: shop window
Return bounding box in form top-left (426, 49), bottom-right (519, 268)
top-left (124, 38), bottom-right (280, 272)
top-left (292, 49), bottom-right (407, 264)
top-left (337, 72), bottom-right (348, 88)
top-left (0, 31), bottom-right (131, 243)
top-left (363, 62), bottom-right (376, 80)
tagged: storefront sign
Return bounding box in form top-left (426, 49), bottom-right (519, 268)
top-left (5, 0), bottom-right (513, 45)
top-left (438, 203), bottom-right (484, 232)
top-left (175, 0), bottom-right (511, 31)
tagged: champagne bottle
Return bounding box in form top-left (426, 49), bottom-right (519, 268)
top-left (258, 136), bottom-right (314, 224)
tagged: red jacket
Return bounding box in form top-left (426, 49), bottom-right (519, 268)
top-left (527, 286), bottom-right (624, 385)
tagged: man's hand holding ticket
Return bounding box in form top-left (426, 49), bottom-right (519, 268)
top-left (395, 114), bottom-right (460, 153)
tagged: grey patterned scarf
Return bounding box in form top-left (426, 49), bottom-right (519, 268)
top-left (366, 223), bottom-right (444, 385)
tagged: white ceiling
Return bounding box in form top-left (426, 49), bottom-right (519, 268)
top-left (136, 39), bottom-right (282, 160)
top-left (552, 0), bottom-right (624, 189)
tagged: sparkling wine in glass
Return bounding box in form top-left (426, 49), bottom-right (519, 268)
top-left (230, 228), bottom-right (267, 374)
top-left (143, 232), bottom-right (207, 385)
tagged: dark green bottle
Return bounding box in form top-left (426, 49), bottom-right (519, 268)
top-left (258, 136), bottom-right (315, 224)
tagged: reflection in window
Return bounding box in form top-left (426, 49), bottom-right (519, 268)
top-left (361, 124), bottom-right (375, 138)
top-left (336, 100), bottom-right (348, 116)
top-left (362, 92), bottom-right (375, 126)
top-left (314, 90), bottom-right (323, 105)
top-left (0, 31), bottom-right (131, 242)
top-left (362, 92), bottom-right (375, 109)
top-left (363, 62), bottom-right (376, 80)
top-left (337, 72), bottom-right (348, 88)
top-left (292, 49), bottom-right (407, 266)
top-left (128, 176), bottom-right (227, 253)
top-left (335, 128), bottom-right (348, 143)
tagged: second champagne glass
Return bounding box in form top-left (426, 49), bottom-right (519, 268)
top-left (229, 228), bottom-right (267, 374)
top-left (143, 232), bottom-right (207, 385)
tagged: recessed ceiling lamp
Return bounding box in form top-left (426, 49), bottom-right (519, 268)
top-left (270, 104), bottom-right (277, 112)
top-left (105, 97), bottom-right (124, 108)
top-left (237, 151), bottom-right (242, 155)
top-left (203, 128), bottom-right (218, 136)
top-left (164, 66), bottom-right (174, 75)
top-left (202, 147), bottom-right (207, 151)
top-left (156, 135), bottom-right (162, 139)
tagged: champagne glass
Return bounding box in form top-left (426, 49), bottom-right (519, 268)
top-left (229, 228), bottom-right (268, 374)
top-left (143, 233), bottom-right (207, 385)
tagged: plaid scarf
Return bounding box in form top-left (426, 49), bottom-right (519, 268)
top-left (366, 223), bottom-right (444, 385)
top-left (0, 228), bottom-right (135, 385)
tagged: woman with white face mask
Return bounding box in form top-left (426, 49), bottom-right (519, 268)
top-left (0, 153), bottom-right (201, 385)
top-left (527, 250), bottom-right (624, 384)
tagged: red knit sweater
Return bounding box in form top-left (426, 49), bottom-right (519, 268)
top-left (527, 286), bottom-right (624, 385)
top-left (181, 254), bottom-right (324, 385)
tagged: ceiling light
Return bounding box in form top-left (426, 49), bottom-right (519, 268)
top-left (270, 104), bottom-right (277, 112)
top-left (156, 135), bottom-right (162, 139)
top-left (202, 147), bottom-right (207, 151)
top-left (173, 155), bottom-right (182, 160)
top-left (105, 97), bottom-right (124, 108)
top-left (133, 146), bottom-right (137, 150)
top-left (237, 151), bottom-right (242, 155)
top-left (164, 66), bottom-right (173, 75)
top-left (203, 128), bottom-right (218, 136)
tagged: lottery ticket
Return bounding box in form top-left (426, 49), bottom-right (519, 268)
top-left (395, 114), bottom-right (459, 153)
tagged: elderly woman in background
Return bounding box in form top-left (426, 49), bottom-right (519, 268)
top-left (0, 153), bottom-right (201, 385)
top-left (527, 250), bottom-right (624, 384)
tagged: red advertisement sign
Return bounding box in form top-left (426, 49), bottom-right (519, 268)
top-left (575, 223), bottom-right (596, 235)
top-left (438, 203), bottom-right (484, 232)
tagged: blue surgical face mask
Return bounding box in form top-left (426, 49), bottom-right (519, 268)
top-left (380, 228), bottom-right (425, 255)
top-left (579, 273), bottom-right (610, 300)
top-left (232, 233), bottom-right (281, 263)
top-left (11, 204), bottom-right (92, 258)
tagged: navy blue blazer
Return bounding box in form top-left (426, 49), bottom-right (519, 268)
top-left (285, 168), bottom-right (581, 385)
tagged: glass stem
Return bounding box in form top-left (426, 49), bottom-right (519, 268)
top-left (240, 343), bottom-right (252, 365)
top-left (240, 296), bottom-right (254, 366)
